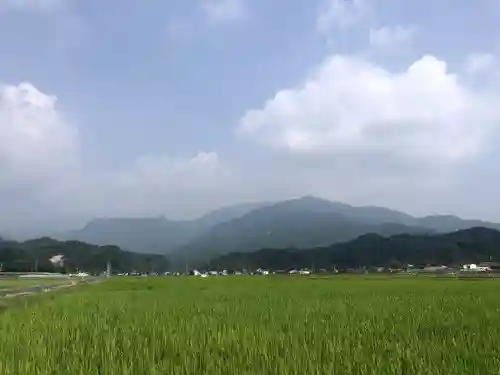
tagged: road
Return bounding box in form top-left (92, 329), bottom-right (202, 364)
top-left (0, 278), bottom-right (104, 298)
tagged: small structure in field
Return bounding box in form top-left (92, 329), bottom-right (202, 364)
top-left (462, 264), bottom-right (492, 272)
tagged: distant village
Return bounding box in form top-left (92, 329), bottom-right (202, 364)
top-left (25, 253), bottom-right (500, 278)
top-left (111, 262), bottom-right (500, 278)
top-left (12, 262), bottom-right (499, 279)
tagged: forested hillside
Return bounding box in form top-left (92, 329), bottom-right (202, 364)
top-left (59, 196), bottom-right (500, 264)
top-left (0, 237), bottom-right (168, 273)
top-left (207, 227), bottom-right (500, 271)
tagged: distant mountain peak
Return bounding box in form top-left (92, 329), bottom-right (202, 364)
top-left (297, 195), bottom-right (324, 201)
top-left (295, 195), bottom-right (338, 203)
top-left (59, 197), bottom-right (500, 262)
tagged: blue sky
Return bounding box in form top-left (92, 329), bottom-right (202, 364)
top-left (1, 0), bottom-right (500, 236)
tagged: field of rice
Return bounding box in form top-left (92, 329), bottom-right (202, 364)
top-left (0, 276), bottom-right (499, 375)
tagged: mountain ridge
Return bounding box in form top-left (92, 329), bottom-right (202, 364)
top-left (58, 201), bottom-right (270, 253)
top-left (58, 196), bottom-right (500, 261)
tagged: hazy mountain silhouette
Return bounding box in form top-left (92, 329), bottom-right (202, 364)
top-left (60, 196), bottom-right (500, 260)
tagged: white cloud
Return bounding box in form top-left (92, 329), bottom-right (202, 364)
top-left (0, 82), bottom-right (237, 235)
top-left (201, 0), bottom-right (247, 23)
top-left (75, 150), bottom-right (236, 220)
top-left (0, 82), bottom-right (81, 235)
top-left (238, 54), bottom-right (500, 175)
top-left (236, 52), bottom-right (500, 219)
top-left (369, 25), bottom-right (416, 50)
top-left (115, 151), bottom-right (229, 197)
top-left (3, 53), bottom-right (500, 237)
top-left (0, 82), bottom-right (79, 186)
top-left (317, 0), bottom-right (369, 35)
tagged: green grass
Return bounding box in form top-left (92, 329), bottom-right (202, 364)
top-left (0, 276), bottom-right (499, 374)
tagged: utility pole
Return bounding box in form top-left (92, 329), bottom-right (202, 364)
top-left (106, 261), bottom-right (111, 278)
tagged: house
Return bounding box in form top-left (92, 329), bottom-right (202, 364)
top-left (256, 268), bottom-right (270, 275)
top-left (462, 263), bottom-right (477, 271)
top-left (462, 263), bottom-right (492, 272)
top-left (478, 262), bottom-right (500, 270)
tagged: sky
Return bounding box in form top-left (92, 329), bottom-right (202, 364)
top-left (1, 0), bottom-right (500, 237)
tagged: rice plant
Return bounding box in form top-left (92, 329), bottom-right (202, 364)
top-left (0, 276), bottom-right (499, 375)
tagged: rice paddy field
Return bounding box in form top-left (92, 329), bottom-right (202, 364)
top-left (0, 276), bottom-right (499, 375)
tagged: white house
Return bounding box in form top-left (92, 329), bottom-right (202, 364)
top-left (462, 264), bottom-right (492, 272)
top-left (462, 263), bottom-right (477, 270)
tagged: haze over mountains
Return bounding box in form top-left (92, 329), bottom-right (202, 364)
top-left (58, 196), bottom-right (500, 262)
top-left (59, 202), bottom-right (270, 254)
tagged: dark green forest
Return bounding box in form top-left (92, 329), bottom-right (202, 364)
top-left (3, 226), bottom-right (500, 273)
top-left (206, 227), bottom-right (500, 271)
top-left (0, 237), bottom-right (168, 273)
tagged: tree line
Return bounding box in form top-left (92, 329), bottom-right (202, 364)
top-left (206, 227), bottom-right (500, 271)
top-left (0, 236), bottom-right (169, 273)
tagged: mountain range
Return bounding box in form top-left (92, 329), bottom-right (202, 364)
top-left (58, 201), bottom-right (269, 254)
top-left (58, 196), bottom-right (500, 264)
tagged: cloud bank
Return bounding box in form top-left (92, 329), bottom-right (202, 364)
top-left (0, 82), bottom-right (237, 235)
top-left (2, 0), bottom-right (500, 237)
